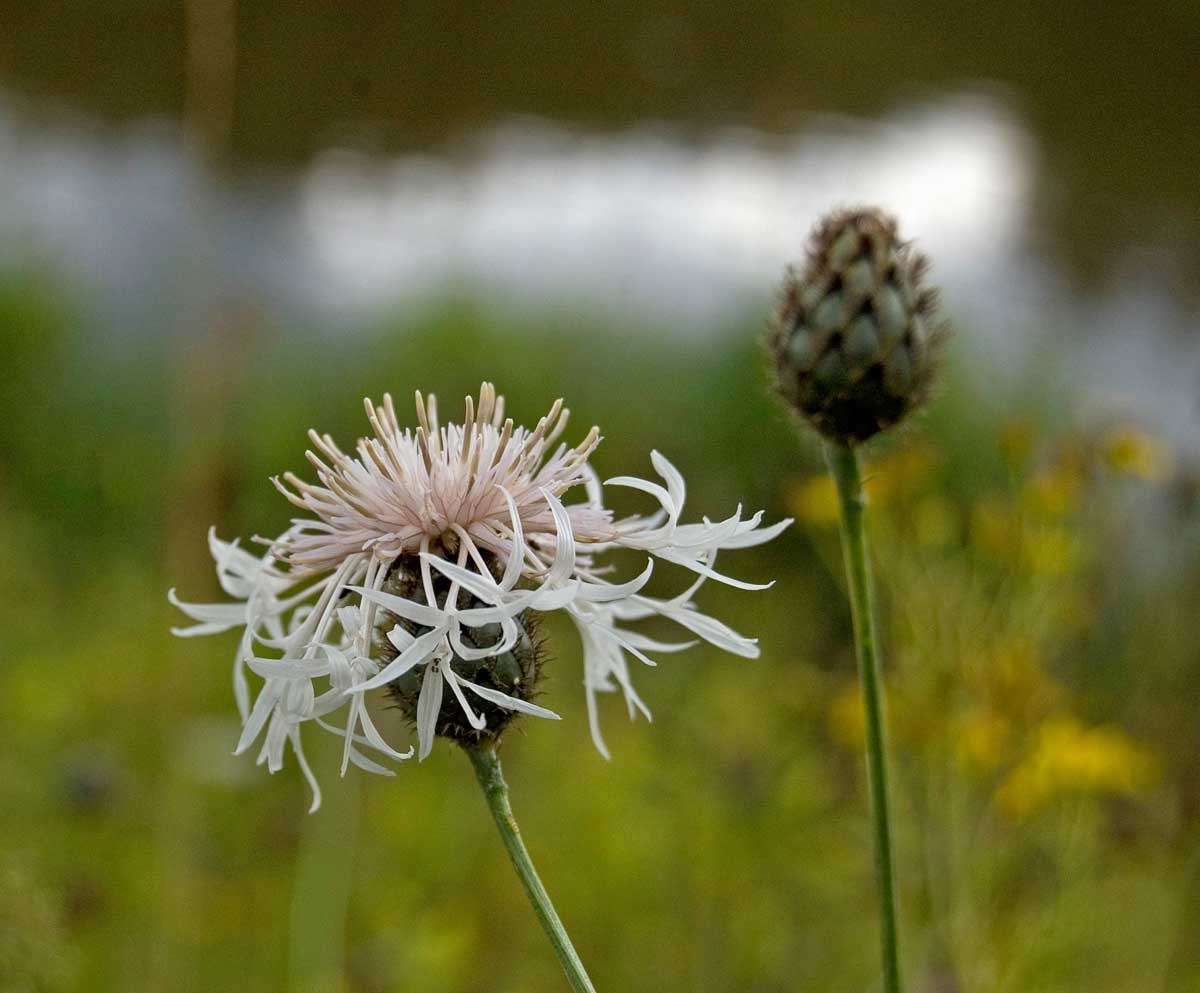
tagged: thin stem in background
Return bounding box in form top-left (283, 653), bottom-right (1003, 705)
top-left (464, 742), bottom-right (599, 993)
top-left (826, 440), bottom-right (903, 993)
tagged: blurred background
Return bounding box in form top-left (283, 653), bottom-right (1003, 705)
top-left (1, 3), bottom-right (1199, 992)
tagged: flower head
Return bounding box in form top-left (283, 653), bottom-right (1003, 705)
top-left (768, 207), bottom-right (949, 443)
top-left (170, 384), bottom-right (789, 809)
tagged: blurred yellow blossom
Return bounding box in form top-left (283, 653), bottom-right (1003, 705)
top-left (1021, 524), bottom-right (1082, 575)
top-left (1102, 424), bottom-right (1174, 482)
top-left (964, 640), bottom-right (1062, 719)
top-left (955, 711), bottom-right (1014, 772)
top-left (998, 417), bottom-right (1036, 472)
top-left (866, 442), bottom-right (939, 504)
top-left (827, 684), bottom-right (866, 750)
top-left (826, 682), bottom-right (927, 752)
top-left (994, 717), bottom-right (1157, 819)
top-left (789, 473), bottom-right (842, 525)
top-left (913, 495), bottom-right (959, 547)
top-left (1022, 458), bottom-right (1085, 517)
top-left (789, 442), bottom-right (939, 526)
top-left (971, 499), bottom-right (1021, 559)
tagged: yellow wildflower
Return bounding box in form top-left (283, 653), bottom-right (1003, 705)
top-left (955, 711), bottom-right (1013, 772)
top-left (789, 473), bottom-right (842, 525)
top-left (1021, 524), bottom-right (1082, 576)
top-left (867, 442), bottom-right (939, 504)
top-left (994, 717), bottom-right (1157, 818)
top-left (971, 499), bottom-right (1021, 559)
top-left (1102, 424), bottom-right (1174, 482)
top-left (790, 442), bottom-right (939, 526)
top-left (1022, 458), bottom-right (1085, 517)
top-left (913, 495), bottom-right (958, 547)
top-left (998, 417), bottom-right (1035, 472)
top-left (827, 684), bottom-right (866, 750)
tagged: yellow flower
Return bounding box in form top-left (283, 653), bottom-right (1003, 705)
top-left (955, 711), bottom-right (1013, 772)
top-left (994, 717), bottom-right (1156, 818)
top-left (1021, 524), bottom-right (1082, 576)
top-left (1102, 424), bottom-right (1174, 482)
top-left (971, 640), bottom-right (1061, 717)
top-left (998, 417), bottom-right (1035, 472)
top-left (788, 442), bottom-right (940, 526)
top-left (1022, 459), bottom-right (1085, 517)
top-left (971, 499), bottom-right (1020, 558)
top-left (827, 684), bottom-right (866, 750)
top-left (913, 496), bottom-right (958, 547)
top-left (867, 442), bottom-right (938, 503)
top-left (789, 474), bottom-right (842, 525)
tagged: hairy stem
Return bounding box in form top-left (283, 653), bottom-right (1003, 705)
top-left (826, 440), bottom-right (903, 993)
top-left (464, 742), bottom-right (598, 993)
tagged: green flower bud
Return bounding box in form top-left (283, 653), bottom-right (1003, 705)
top-left (377, 555), bottom-right (546, 744)
top-left (768, 208), bottom-right (948, 443)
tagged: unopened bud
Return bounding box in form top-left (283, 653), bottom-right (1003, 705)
top-left (769, 208), bottom-right (948, 443)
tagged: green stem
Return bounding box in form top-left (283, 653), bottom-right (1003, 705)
top-left (464, 742), bottom-right (598, 993)
top-left (826, 440), bottom-right (903, 993)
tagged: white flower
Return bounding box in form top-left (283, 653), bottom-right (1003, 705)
top-left (170, 383), bottom-right (790, 808)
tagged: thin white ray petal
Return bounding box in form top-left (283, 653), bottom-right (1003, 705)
top-left (574, 559), bottom-right (655, 601)
top-left (603, 475), bottom-right (676, 517)
top-left (717, 516), bottom-right (794, 549)
top-left (652, 549), bottom-right (776, 591)
top-left (441, 664), bottom-right (487, 731)
top-left (540, 488), bottom-right (577, 585)
top-left (420, 554), bottom-right (504, 604)
top-left (349, 584), bottom-right (447, 627)
top-left (289, 728), bottom-right (323, 813)
top-left (352, 626), bottom-right (447, 693)
top-left (416, 662), bottom-right (445, 760)
top-left (649, 450), bottom-right (687, 513)
top-left (235, 681), bottom-right (282, 756)
top-left (497, 486), bottom-right (526, 591)
top-left (458, 679), bottom-right (561, 720)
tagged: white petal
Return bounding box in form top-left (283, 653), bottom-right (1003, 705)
top-left (653, 548), bottom-right (775, 591)
top-left (540, 488), bottom-right (577, 585)
top-left (352, 625), bottom-right (447, 693)
top-left (289, 727), bottom-right (323, 814)
top-left (343, 744), bottom-right (397, 776)
top-left (458, 678), bottom-right (561, 720)
top-left (716, 516), bottom-right (793, 549)
top-left (167, 589), bottom-right (245, 631)
top-left (232, 633), bottom-right (252, 721)
top-left (441, 664), bottom-right (487, 730)
top-left (386, 625), bottom-right (416, 652)
top-left (660, 606), bottom-right (760, 658)
top-left (574, 559), bottom-right (654, 601)
top-left (246, 655), bottom-right (332, 679)
top-left (497, 486), bottom-right (527, 592)
top-left (235, 680), bottom-right (282, 755)
top-left (601, 627), bottom-right (658, 668)
top-left (649, 450), bottom-right (686, 514)
top-left (603, 475), bottom-right (676, 518)
top-left (420, 554), bottom-right (504, 605)
top-left (450, 616), bottom-right (519, 661)
top-left (614, 630), bottom-right (698, 653)
top-left (416, 662), bottom-right (445, 760)
top-left (349, 584), bottom-right (447, 628)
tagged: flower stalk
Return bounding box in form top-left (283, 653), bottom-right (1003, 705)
top-left (826, 440), bottom-right (901, 993)
top-left (464, 742), bottom-right (598, 993)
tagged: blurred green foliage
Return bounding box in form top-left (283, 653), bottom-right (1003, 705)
top-left (1, 270), bottom-right (1198, 993)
